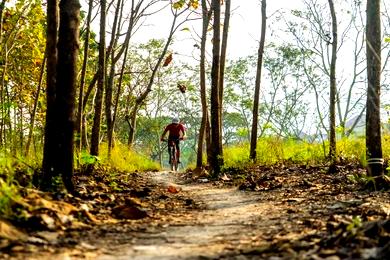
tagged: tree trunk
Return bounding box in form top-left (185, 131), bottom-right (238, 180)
top-left (41, 0), bottom-right (59, 190)
top-left (81, 71), bottom-right (98, 149)
top-left (366, 0), bottom-right (383, 177)
top-left (25, 54), bottom-right (46, 156)
top-left (90, 0), bottom-right (106, 156)
top-left (55, 0), bottom-right (80, 193)
top-left (218, 0), bottom-right (230, 150)
top-left (210, 0), bottom-right (223, 175)
top-left (77, 0), bottom-right (93, 152)
top-left (250, 0), bottom-right (266, 161)
top-left (105, 0), bottom-right (123, 157)
top-left (127, 108), bottom-right (137, 147)
top-left (328, 0), bottom-right (338, 173)
top-left (0, 0), bottom-right (6, 147)
top-left (112, 38), bottom-right (131, 148)
top-left (196, 0), bottom-right (211, 169)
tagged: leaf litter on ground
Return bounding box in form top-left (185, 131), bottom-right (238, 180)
top-left (0, 163), bottom-right (389, 259)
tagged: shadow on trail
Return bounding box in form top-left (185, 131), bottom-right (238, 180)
top-left (97, 171), bottom-right (282, 260)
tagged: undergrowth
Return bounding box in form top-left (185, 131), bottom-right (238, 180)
top-left (222, 137), bottom-right (384, 171)
top-left (81, 143), bottom-right (160, 173)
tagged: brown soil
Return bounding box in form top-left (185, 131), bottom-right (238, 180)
top-left (0, 166), bottom-right (389, 259)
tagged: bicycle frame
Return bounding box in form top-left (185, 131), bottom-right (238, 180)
top-left (169, 140), bottom-right (179, 171)
top-left (164, 139), bottom-right (180, 171)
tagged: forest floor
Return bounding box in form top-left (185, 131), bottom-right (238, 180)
top-left (0, 164), bottom-right (389, 259)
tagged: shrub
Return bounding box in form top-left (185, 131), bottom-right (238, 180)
top-left (0, 179), bottom-right (20, 219)
top-left (96, 143), bottom-right (160, 172)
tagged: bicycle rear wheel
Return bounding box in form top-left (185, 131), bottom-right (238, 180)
top-left (170, 145), bottom-right (178, 171)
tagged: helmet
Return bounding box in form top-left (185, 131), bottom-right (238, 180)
top-left (172, 117), bottom-right (179, 124)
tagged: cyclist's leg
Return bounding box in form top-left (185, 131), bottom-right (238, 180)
top-left (175, 139), bottom-right (181, 163)
top-left (167, 141), bottom-right (172, 164)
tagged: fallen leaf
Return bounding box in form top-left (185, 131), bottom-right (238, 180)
top-left (79, 209), bottom-right (98, 224)
top-left (0, 219), bottom-right (27, 241)
top-left (40, 214), bottom-right (56, 230)
top-left (36, 231), bottom-right (60, 242)
top-left (220, 174), bottom-right (231, 181)
top-left (112, 205), bottom-right (148, 220)
top-left (167, 185), bottom-right (179, 194)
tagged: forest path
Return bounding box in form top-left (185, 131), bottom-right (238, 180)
top-left (96, 171), bottom-right (283, 259)
top-left (4, 167), bottom-right (388, 259)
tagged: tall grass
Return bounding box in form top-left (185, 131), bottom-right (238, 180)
top-left (0, 179), bottom-right (20, 219)
top-left (222, 136), bottom-right (388, 169)
top-left (94, 143), bottom-right (160, 172)
top-left (0, 151), bottom-right (23, 220)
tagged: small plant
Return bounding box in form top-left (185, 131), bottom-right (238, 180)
top-left (80, 151), bottom-right (100, 166)
top-left (0, 178), bottom-right (20, 219)
top-left (98, 143), bottom-right (160, 172)
top-left (347, 216), bottom-right (362, 233)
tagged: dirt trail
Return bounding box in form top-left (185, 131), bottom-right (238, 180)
top-left (4, 167), bottom-right (388, 259)
top-left (97, 171), bottom-right (281, 259)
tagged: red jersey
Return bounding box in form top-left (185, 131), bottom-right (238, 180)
top-left (164, 123), bottom-right (185, 139)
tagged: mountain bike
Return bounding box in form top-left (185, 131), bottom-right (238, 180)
top-left (162, 138), bottom-right (181, 171)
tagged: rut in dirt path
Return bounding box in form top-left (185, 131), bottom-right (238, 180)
top-left (98, 171), bottom-right (284, 260)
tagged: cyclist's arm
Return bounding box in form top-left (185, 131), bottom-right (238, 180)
top-left (161, 127), bottom-right (168, 141)
top-left (180, 124), bottom-right (186, 140)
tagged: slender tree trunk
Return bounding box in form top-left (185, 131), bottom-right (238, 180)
top-left (210, 0), bottom-right (222, 175)
top-left (218, 0), bottom-right (230, 150)
top-left (366, 0), bottom-right (383, 177)
top-left (0, 0), bottom-right (6, 147)
top-left (105, 0), bottom-right (123, 157)
top-left (25, 54), bottom-right (46, 156)
top-left (250, 0), bottom-right (266, 161)
top-left (17, 105), bottom-right (23, 152)
top-left (328, 0), bottom-right (338, 173)
top-left (90, 0), bottom-right (106, 156)
top-left (127, 108), bottom-right (138, 146)
top-left (81, 71), bottom-right (98, 149)
top-left (0, 0), bottom-right (6, 37)
top-left (77, 0), bottom-right (93, 152)
top-left (196, 0), bottom-right (211, 168)
top-left (205, 114), bottom-right (212, 162)
top-left (42, 0), bottom-right (59, 189)
top-left (113, 38), bottom-right (130, 146)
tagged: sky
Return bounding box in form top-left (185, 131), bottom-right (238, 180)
top-left (224, 1), bottom-right (304, 58)
top-left (130, 1), bottom-right (305, 61)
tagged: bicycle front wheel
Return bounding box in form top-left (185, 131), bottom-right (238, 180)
top-left (170, 145), bottom-right (178, 171)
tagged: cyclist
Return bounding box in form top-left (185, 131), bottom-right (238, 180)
top-left (160, 117), bottom-right (186, 164)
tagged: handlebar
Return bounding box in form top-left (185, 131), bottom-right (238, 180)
top-left (161, 137), bottom-right (184, 142)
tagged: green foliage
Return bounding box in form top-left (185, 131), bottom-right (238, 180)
top-left (347, 172), bottom-right (374, 187)
top-left (172, 0), bottom-right (199, 10)
top-left (80, 151), bottom-right (100, 166)
top-left (0, 179), bottom-right (20, 219)
top-left (222, 135), bottom-right (390, 169)
top-left (223, 144), bottom-right (251, 170)
top-left (280, 139), bottom-right (325, 164)
top-left (337, 138), bottom-right (365, 164)
top-left (98, 143), bottom-right (160, 172)
top-left (346, 216), bottom-right (362, 236)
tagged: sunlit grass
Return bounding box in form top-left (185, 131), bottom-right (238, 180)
top-left (223, 143), bottom-right (251, 170)
top-left (222, 136), bottom-right (390, 169)
top-left (337, 137), bottom-right (366, 164)
top-left (97, 143), bottom-right (160, 172)
top-left (0, 178), bottom-right (20, 219)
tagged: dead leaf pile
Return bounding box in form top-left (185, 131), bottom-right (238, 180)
top-left (0, 170), bottom-right (202, 258)
top-left (1, 164), bottom-right (389, 259)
